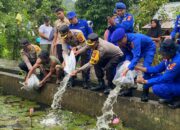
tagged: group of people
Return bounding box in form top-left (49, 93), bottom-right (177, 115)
top-left (18, 2), bottom-right (180, 109)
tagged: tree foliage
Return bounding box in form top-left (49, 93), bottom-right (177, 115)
top-left (0, 0), bottom-right (63, 59)
top-left (130, 0), bottom-right (169, 32)
top-left (75, 0), bottom-right (137, 35)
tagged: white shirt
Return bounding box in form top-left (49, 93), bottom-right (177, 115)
top-left (39, 24), bottom-right (53, 45)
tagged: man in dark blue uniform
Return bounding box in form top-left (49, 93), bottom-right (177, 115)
top-left (67, 11), bottom-right (93, 88)
top-left (111, 28), bottom-right (156, 102)
top-left (171, 15), bottom-right (180, 44)
top-left (107, 2), bottom-right (134, 43)
top-left (67, 11), bottom-right (93, 39)
top-left (136, 39), bottom-right (180, 109)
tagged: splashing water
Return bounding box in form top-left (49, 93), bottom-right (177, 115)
top-left (51, 75), bottom-right (71, 109)
top-left (40, 111), bottom-right (61, 126)
top-left (51, 51), bottom-right (76, 109)
top-left (96, 61), bottom-right (137, 130)
top-left (96, 85), bottom-right (122, 130)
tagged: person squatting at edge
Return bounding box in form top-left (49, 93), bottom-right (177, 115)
top-left (135, 39), bottom-right (180, 109)
top-left (111, 28), bottom-right (156, 102)
top-left (25, 50), bottom-right (61, 87)
top-left (19, 38), bottom-right (41, 76)
top-left (71, 33), bottom-right (124, 94)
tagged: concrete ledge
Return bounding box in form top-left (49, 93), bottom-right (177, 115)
top-left (0, 71), bottom-right (179, 130)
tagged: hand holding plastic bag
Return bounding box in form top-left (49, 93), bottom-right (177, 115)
top-left (21, 74), bottom-right (40, 91)
top-left (63, 51), bottom-right (76, 74)
top-left (113, 61), bottom-right (136, 88)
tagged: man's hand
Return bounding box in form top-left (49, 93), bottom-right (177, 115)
top-left (39, 81), bottom-right (44, 87)
top-left (73, 50), bottom-right (80, 56)
top-left (24, 80), bottom-right (28, 86)
top-left (136, 77), bottom-right (147, 84)
top-left (70, 70), bottom-right (78, 76)
top-left (122, 68), bottom-right (129, 77)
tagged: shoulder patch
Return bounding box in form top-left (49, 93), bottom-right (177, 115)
top-left (127, 16), bottom-right (132, 21)
top-left (90, 50), bottom-right (100, 65)
top-left (167, 63), bottom-right (176, 70)
top-left (77, 32), bottom-right (85, 43)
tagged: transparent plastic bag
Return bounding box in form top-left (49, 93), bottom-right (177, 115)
top-left (113, 61), bottom-right (136, 88)
top-left (63, 51), bottom-right (76, 74)
top-left (21, 74), bottom-right (40, 91)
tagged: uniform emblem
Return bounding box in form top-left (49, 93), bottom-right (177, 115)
top-left (167, 63), bottom-right (176, 70)
top-left (77, 33), bottom-right (85, 43)
top-left (127, 16), bottom-right (132, 21)
top-left (90, 50), bottom-right (100, 65)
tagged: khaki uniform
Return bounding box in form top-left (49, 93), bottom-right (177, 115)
top-left (78, 38), bottom-right (124, 85)
top-left (62, 29), bottom-right (90, 81)
top-left (53, 17), bottom-right (70, 62)
top-left (19, 45), bottom-right (41, 72)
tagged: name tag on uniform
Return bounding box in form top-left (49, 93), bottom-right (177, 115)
top-left (167, 63), bottom-right (176, 70)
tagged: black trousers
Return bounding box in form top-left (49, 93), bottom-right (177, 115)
top-left (19, 60), bottom-right (36, 73)
top-left (94, 55), bottom-right (123, 85)
top-left (76, 50), bottom-right (91, 81)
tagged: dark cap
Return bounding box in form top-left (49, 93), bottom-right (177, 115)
top-left (20, 38), bottom-right (30, 47)
top-left (86, 33), bottom-right (99, 46)
top-left (59, 25), bottom-right (70, 38)
top-left (88, 33), bottom-right (99, 41)
top-left (160, 39), bottom-right (178, 56)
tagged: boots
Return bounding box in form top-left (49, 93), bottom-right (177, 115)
top-left (103, 82), bottom-right (115, 95)
top-left (168, 100), bottom-right (180, 109)
top-left (82, 78), bottom-right (89, 89)
top-left (168, 97), bottom-right (180, 109)
top-left (159, 99), bottom-right (172, 104)
top-left (91, 79), bottom-right (105, 91)
top-left (119, 88), bottom-right (133, 97)
top-left (67, 77), bottom-right (75, 88)
top-left (141, 88), bottom-right (149, 102)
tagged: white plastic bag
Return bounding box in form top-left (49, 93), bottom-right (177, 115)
top-left (63, 51), bottom-right (76, 74)
top-left (113, 61), bottom-right (136, 88)
top-left (21, 74), bottom-right (40, 91)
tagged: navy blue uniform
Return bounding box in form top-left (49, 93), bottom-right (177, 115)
top-left (108, 13), bottom-right (134, 42)
top-left (69, 19), bottom-right (93, 39)
top-left (122, 33), bottom-right (156, 88)
top-left (171, 15), bottom-right (180, 44)
top-left (145, 53), bottom-right (180, 100)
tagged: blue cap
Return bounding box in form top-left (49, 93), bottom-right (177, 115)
top-left (67, 11), bottom-right (76, 19)
top-left (111, 28), bottom-right (125, 43)
top-left (115, 2), bottom-right (126, 9)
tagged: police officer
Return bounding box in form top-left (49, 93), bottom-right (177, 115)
top-left (136, 39), bottom-right (180, 109)
top-left (111, 28), bottom-right (156, 102)
top-left (67, 11), bottom-right (93, 39)
top-left (107, 2), bottom-right (134, 43)
top-left (59, 25), bottom-right (90, 89)
top-left (71, 33), bottom-right (124, 94)
top-left (171, 15), bottom-right (180, 44)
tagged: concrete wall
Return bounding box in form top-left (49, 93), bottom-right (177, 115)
top-left (0, 71), bottom-right (179, 130)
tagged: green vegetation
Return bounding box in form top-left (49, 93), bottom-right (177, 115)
top-left (0, 0), bottom-right (63, 60)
